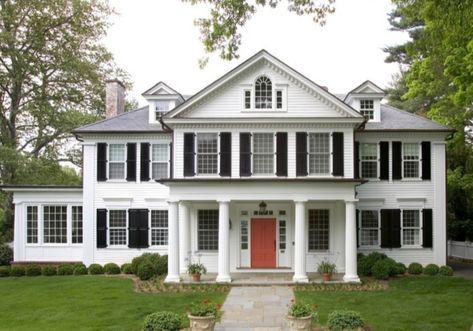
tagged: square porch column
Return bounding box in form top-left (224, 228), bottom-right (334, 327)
top-left (216, 200), bottom-right (231, 283)
top-left (293, 200), bottom-right (308, 283)
top-left (179, 202), bottom-right (191, 273)
top-left (165, 200), bottom-right (180, 283)
top-left (344, 200), bottom-right (360, 283)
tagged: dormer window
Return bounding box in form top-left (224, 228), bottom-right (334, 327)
top-left (155, 100), bottom-right (171, 120)
top-left (360, 100), bottom-right (374, 120)
top-left (255, 76), bottom-right (272, 109)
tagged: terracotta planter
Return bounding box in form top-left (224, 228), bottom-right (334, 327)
top-left (322, 273), bottom-right (332, 282)
top-left (287, 315), bottom-right (312, 331)
top-left (188, 314), bottom-right (216, 331)
top-left (192, 273), bottom-right (201, 282)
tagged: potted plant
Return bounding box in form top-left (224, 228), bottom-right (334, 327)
top-left (317, 260), bottom-right (337, 282)
top-left (188, 300), bottom-right (219, 331)
top-left (187, 263), bottom-right (207, 282)
top-left (287, 301), bottom-right (317, 331)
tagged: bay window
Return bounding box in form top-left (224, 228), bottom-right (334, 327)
top-left (43, 205), bottom-right (67, 244)
top-left (26, 206), bottom-right (38, 244)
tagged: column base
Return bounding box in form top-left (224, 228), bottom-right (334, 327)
top-left (343, 275), bottom-right (361, 283)
top-left (293, 274), bottom-right (309, 283)
top-left (164, 275), bottom-right (181, 283)
top-left (216, 275), bottom-right (232, 283)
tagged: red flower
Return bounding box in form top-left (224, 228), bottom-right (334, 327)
top-left (203, 299), bottom-right (210, 304)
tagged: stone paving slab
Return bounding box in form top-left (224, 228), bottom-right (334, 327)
top-left (215, 286), bottom-right (293, 331)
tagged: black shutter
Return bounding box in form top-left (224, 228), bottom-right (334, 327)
top-left (183, 133), bottom-right (195, 177)
top-left (140, 143), bottom-right (150, 181)
top-left (138, 209), bottom-right (149, 248)
top-left (356, 209), bottom-right (360, 248)
top-left (379, 141), bottom-right (389, 180)
top-left (169, 142), bottom-right (173, 179)
top-left (97, 143), bottom-right (107, 182)
top-left (128, 209), bottom-right (140, 248)
top-left (380, 209), bottom-right (392, 248)
top-left (219, 132), bottom-right (232, 177)
top-left (296, 132), bottom-right (308, 176)
top-left (354, 141), bottom-right (360, 179)
top-left (422, 209), bottom-right (433, 248)
top-left (96, 209), bottom-right (107, 248)
top-left (421, 142), bottom-right (431, 180)
top-left (392, 141), bottom-right (402, 180)
top-left (126, 143), bottom-right (136, 181)
top-left (391, 209), bottom-right (401, 248)
top-left (240, 133), bottom-right (252, 177)
top-left (276, 132), bottom-right (288, 177)
top-left (332, 132), bottom-right (344, 176)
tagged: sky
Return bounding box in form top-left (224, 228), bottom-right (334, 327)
top-left (104, 0), bottom-right (408, 106)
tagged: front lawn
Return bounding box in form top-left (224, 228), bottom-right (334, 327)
top-left (295, 276), bottom-right (473, 331)
top-left (0, 276), bottom-right (227, 331)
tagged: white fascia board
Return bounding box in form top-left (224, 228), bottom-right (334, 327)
top-left (2, 187), bottom-right (82, 193)
top-left (164, 117), bottom-right (364, 125)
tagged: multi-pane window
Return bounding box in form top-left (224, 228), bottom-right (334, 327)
top-left (26, 206), bottom-right (38, 244)
top-left (253, 133), bottom-right (274, 175)
top-left (276, 90), bottom-right (283, 109)
top-left (360, 143), bottom-right (378, 178)
top-left (151, 144), bottom-right (169, 179)
top-left (43, 205), bottom-right (67, 244)
top-left (308, 209), bottom-right (330, 251)
top-left (109, 210), bottom-right (127, 246)
top-left (360, 210), bottom-right (379, 246)
top-left (240, 220), bottom-right (248, 250)
top-left (244, 90), bottom-right (251, 109)
top-left (155, 100), bottom-right (171, 120)
top-left (109, 144), bottom-right (126, 179)
top-left (308, 133), bottom-right (330, 174)
top-left (72, 206), bottom-right (83, 244)
top-left (151, 210), bottom-right (168, 246)
top-left (403, 143), bottom-right (420, 178)
top-left (360, 99), bottom-right (374, 120)
top-left (197, 133), bottom-right (218, 175)
top-left (255, 76), bottom-right (272, 109)
top-left (279, 220), bottom-right (286, 250)
top-left (402, 210), bottom-right (421, 246)
top-left (197, 209), bottom-right (219, 251)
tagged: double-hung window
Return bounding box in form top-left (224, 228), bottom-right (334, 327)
top-left (109, 210), bottom-right (127, 246)
top-left (360, 100), bottom-right (374, 120)
top-left (244, 90), bottom-right (251, 109)
top-left (253, 133), bottom-right (274, 175)
top-left (402, 210), bottom-right (421, 246)
top-left (308, 209), bottom-right (330, 251)
top-left (72, 206), bottom-right (83, 244)
top-left (359, 210), bottom-right (379, 247)
top-left (151, 210), bottom-right (168, 246)
top-left (308, 133), bottom-right (330, 175)
top-left (26, 206), bottom-right (38, 244)
top-left (197, 209), bottom-right (219, 251)
top-left (108, 144), bottom-right (126, 179)
top-left (197, 133), bottom-right (218, 175)
top-left (403, 143), bottom-right (420, 178)
top-left (43, 205), bottom-right (67, 244)
top-left (360, 143), bottom-right (378, 178)
top-left (151, 144), bottom-right (169, 179)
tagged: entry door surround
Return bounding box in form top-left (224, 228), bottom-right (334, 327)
top-left (251, 218), bottom-right (276, 268)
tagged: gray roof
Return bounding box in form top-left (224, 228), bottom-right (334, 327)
top-left (73, 106), bottom-right (168, 134)
top-left (363, 104), bottom-right (453, 132)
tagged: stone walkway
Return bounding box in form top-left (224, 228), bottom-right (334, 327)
top-left (215, 286), bottom-right (294, 331)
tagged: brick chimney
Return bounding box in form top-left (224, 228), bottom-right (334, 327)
top-left (105, 79), bottom-right (125, 119)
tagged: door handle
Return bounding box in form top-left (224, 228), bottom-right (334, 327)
top-left (274, 240), bottom-right (276, 251)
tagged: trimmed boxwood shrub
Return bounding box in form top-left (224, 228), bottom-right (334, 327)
top-left (121, 263), bottom-right (133, 274)
top-left (0, 266), bottom-right (11, 277)
top-left (327, 310), bottom-right (364, 331)
top-left (439, 265), bottom-right (454, 276)
top-left (57, 264), bottom-right (74, 276)
top-left (357, 252), bottom-right (387, 277)
top-left (395, 262), bottom-right (407, 275)
top-left (73, 265), bottom-right (88, 276)
top-left (137, 261), bottom-right (155, 281)
top-left (144, 311), bottom-right (181, 331)
top-left (132, 253), bottom-right (168, 278)
top-left (423, 264), bottom-right (440, 276)
top-left (372, 259), bottom-right (391, 280)
top-left (104, 263), bottom-right (121, 275)
top-left (408, 262), bottom-right (423, 275)
top-left (25, 264), bottom-right (42, 276)
top-left (10, 265), bottom-right (26, 277)
top-left (155, 255), bottom-right (168, 276)
top-left (42, 265), bottom-right (57, 276)
top-left (0, 244), bottom-right (13, 266)
top-left (88, 264), bottom-right (104, 275)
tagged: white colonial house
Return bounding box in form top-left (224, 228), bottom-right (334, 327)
top-left (3, 50), bottom-right (453, 283)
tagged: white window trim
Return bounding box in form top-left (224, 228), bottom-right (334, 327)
top-left (402, 142), bottom-right (422, 180)
top-left (240, 78), bottom-right (287, 112)
top-left (401, 209), bottom-right (423, 248)
top-left (359, 142), bottom-right (380, 180)
top-left (251, 132), bottom-right (276, 177)
top-left (358, 209), bottom-right (381, 249)
top-left (150, 143), bottom-right (170, 180)
top-left (307, 131), bottom-right (332, 177)
top-left (360, 99), bottom-right (374, 120)
top-left (107, 209), bottom-right (128, 248)
top-left (149, 209), bottom-right (169, 248)
top-left (107, 143), bottom-right (127, 182)
top-left (196, 209), bottom-right (219, 253)
top-left (41, 204), bottom-right (69, 246)
top-left (71, 205), bottom-right (83, 245)
top-left (195, 132), bottom-right (220, 177)
top-left (307, 208), bottom-right (331, 253)
top-left (25, 204), bottom-right (40, 246)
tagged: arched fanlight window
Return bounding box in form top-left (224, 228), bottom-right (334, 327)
top-left (255, 76), bottom-right (272, 109)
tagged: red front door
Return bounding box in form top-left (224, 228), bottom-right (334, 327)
top-left (251, 218), bottom-right (276, 268)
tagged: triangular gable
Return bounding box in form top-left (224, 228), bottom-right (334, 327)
top-left (345, 80), bottom-right (385, 99)
top-left (142, 81), bottom-right (182, 97)
top-left (165, 50), bottom-right (363, 119)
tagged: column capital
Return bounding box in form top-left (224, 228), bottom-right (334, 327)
top-left (166, 199), bottom-right (180, 205)
top-left (344, 199), bottom-right (358, 204)
top-left (293, 199), bottom-right (308, 204)
top-left (217, 199), bottom-right (231, 204)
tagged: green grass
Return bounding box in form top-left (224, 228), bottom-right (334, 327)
top-left (0, 276), bottom-right (227, 331)
top-left (296, 276), bottom-right (473, 331)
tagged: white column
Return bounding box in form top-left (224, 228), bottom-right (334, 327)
top-left (82, 142), bottom-right (95, 266)
top-left (293, 200), bottom-right (308, 283)
top-left (216, 200), bottom-right (231, 283)
top-left (433, 142), bottom-right (447, 265)
top-left (179, 202), bottom-right (191, 273)
top-left (165, 200), bottom-right (180, 283)
top-left (344, 200), bottom-right (360, 283)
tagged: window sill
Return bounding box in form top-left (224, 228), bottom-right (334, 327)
top-left (194, 251), bottom-right (218, 255)
top-left (307, 250), bottom-right (330, 254)
top-left (103, 180), bottom-right (128, 183)
top-left (358, 246), bottom-right (381, 250)
top-left (399, 178), bottom-right (423, 182)
top-left (241, 109), bottom-right (287, 113)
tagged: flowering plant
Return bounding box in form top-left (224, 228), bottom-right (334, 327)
top-left (288, 301), bottom-right (318, 319)
top-left (188, 299), bottom-right (219, 317)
